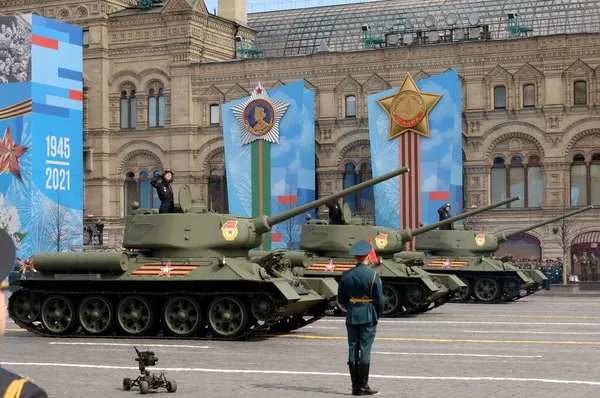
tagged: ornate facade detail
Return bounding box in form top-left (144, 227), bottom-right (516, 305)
top-left (484, 65), bottom-right (513, 110)
top-left (467, 120), bottom-right (481, 136)
top-left (118, 149), bottom-right (163, 175)
top-left (563, 59), bottom-right (595, 106)
top-left (467, 139), bottom-right (482, 152)
top-left (336, 139), bottom-right (370, 167)
top-left (225, 83), bottom-right (249, 102)
top-left (513, 63), bottom-right (545, 108)
top-left (413, 70), bottom-right (430, 81)
top-left (108, 68), bottom-right (171, 86)
top-left (487, 132), bottom-right (543, 161)
top-left (545, 116), bottom-right (560, 130)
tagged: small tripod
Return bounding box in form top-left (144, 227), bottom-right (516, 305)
top-left (122, 347), bottom-right (177, 394)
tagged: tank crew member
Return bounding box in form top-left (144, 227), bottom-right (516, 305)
top-left (151, 168), bottom-right (175, 214)
top-left (0, 230), bottom-right (48, 397)
top-left (338, 240), bottom-right (384, 396)
top-left (326, 194), bottom-right (343, 225)
top-left (437, 203), bottom-right (453, 230)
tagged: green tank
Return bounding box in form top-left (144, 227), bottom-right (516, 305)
top-left (7, 167), bottom-right (408, 340)
top-left (254, 196), bottom-right (516, 317)
top-left (409, 204), bottom-right (594, 302)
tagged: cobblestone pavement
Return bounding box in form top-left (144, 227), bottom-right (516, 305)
top-left (3, 295), bottom-right (600, 397)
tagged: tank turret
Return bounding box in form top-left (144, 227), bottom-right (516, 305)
top-left (300, 196), bottom-right (520, 256)
top-left (415, 205), bottom-right (594, 256)
top-left (113, 166), bottom-right (410, 257)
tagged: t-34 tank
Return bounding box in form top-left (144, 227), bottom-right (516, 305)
top-left (7, 167), bottom-right (408, 340)
top-left (268, 196), bottom-right (517, 317)
top-left (409, 204), bottom-right (595, 303)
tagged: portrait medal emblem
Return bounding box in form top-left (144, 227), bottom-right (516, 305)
top-left (231, 82), bottom-right (290, 146)
top-left (376, 73), bottom-right (442, 140)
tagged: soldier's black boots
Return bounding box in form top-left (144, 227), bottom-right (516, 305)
top-left (347, 361), bottom-right (361, 396)
top-left (358, 362), bottom-right (379, 395)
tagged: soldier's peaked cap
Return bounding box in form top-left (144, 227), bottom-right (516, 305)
top-left (0, 229), bottom-right (16, 286)
top-left (350, 240), bottom-right (373, 256)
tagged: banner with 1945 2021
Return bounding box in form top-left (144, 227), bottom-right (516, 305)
top-left (0, 14), bottom-right (83, 270)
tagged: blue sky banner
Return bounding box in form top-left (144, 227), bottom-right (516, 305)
top-left (367, 70), bottom-right (463, 250)
top-left (0, 14), bottom-right (83, 272)
top-left (222, 80), bottom-right (316, 250)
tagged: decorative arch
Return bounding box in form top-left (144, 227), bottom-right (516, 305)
top-left (204, 147), bottom-right (228, 213)
top-left (109, 70), bottom-right (140, 87)
top-left (56, 8), bottom-right (70, 21)
top-left (108, 68), bottom-right (171, 87)
top-left (482, 122), bottom-right (547, 161)
top-left (116, 141), bottom-right (166, 174)
top-left (118, 149), bottom-right (163, 176)
top-left (139, 68), bottom-right (171, 86)
top-left (494, 231), bottom-right (542, 260)
top-left (563, 121), bottom-right (600, 154)
top-left (75, 6), bottom-right (89, 18)
top-left (334, 130), bottom-right (369, 166)
top-left (204, 146), bottom-right (225, 171)
top-left (198, 137), bottom-right (224, 173)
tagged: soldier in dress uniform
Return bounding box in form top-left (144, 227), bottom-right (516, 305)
top-left (337, 240), bottom-right (385, 396)
top-left (151, 168), bottom-right (175, 214)
top-left (0, 229), bottom-right (48, 397)
top-left (325, 195), bottom-right (343, 225)
top-left (437, 203), bottom-right (452, 230)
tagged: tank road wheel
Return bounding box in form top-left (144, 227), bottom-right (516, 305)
top-left (9, 290), bottom-right (42, 323)
top-left (406, 285), bottom-right (426, 307)
top-left (78, 296), bottom-right (113, 335)
top-left (40, 295), bottom-right (77, 335)
top-left (453, 278), bottom-right (472, 302)
top-left (251, 295), bottom-right (276, 322)
top-left (163, 296), bottom-right (202, 337)
top-left (473, 278), bottom-right (501, 302)
top-left (116, 295), bottom-right (153, 336)
top-left (122, 378), bottom-right (132, 391)
top-left (139, 380), bottom-right (149, 394)
top-left (382, 285), bottom-right (401, 316)
top-left (207, 296), bottom-right (249, 338)
top-left (503, 277), bottom-right (520, 297)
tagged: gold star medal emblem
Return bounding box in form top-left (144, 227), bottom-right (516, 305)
top-left (376, 73), bottom-right (442, 140)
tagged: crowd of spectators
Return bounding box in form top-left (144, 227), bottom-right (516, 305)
top-left (510, 257), bottom-right (564, 284)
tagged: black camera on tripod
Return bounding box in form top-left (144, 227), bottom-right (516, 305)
top-left (135, 347), bottom-right (158, 372)
top-left (122, 347), bottom-right (177, 395)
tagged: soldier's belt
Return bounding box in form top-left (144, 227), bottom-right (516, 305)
top-left (349, 298), bottom-right (375, 303)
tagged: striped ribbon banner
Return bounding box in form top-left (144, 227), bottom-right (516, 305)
top-left (0, 99), bottom-right (33, 121)
top-left (252, 140), bottom-right (272, 250)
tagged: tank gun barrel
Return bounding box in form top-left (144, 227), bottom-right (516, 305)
top-left (408, 196), bottom-right (520, 237)
top-left (252, 166), bottom-right (410, 233)
top-left (495, 205), bottom-right (594, 243)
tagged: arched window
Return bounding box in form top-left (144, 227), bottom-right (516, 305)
top-left (523, 84), bottom-right (535, 107)
top-left (123, 170), bottom-right (161, 216)
top-left (570, 153), bottom-right (600, 206)
top-left (208, 169), bottom-right (229, 213)
top-left (491, 155), bottom-right (543, 208)
top-left (494, 86), bottom-right (506, 109)
top-left (120, 89), bottom-right (137, 129)
top-left (209, 104), bottom-right (220, 125)
top-left (148, 88), bottom-right (166, 127)
top-left (345, 95), bottom-right (356, 117)
top-left (343, 163), bottom-right (358, 211)
top-left (574, 81), bottom-right (587, 105)
top-left (358, 163), bottom-right (374, 212)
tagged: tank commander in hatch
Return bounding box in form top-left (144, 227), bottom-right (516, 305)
top-left (437, 202), bottom-right (453, 230)
top-left (337, 240), bottom-right (384, 396)
top-left (0, 229), bottom-right (48, 397)
top-left (326, 193), bottom-right (343, 225)
top-left (151, 168), bottom-right (175, 214)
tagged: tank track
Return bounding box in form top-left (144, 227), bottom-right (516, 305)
top-left (8, 286), bottom-right (330, 341)
top-left (448, 275), bottom-right (527, 304)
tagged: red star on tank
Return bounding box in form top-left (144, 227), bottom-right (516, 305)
top-left (0, 125), bottom-right (29, 182)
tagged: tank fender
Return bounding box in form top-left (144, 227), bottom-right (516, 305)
top-left (420, 277), bottom-right (442, 292)
top-left (271, 280), bottom-right (301, 302)
top-left (300, 278), bottom-right (338, 300)
top-left (516, 270), bottom-right (533, 284)
top-left (431, 274), bottom-right (467, 290)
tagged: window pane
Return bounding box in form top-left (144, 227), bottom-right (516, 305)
top-left (152, 187), bottom-right (160, 209)
top-left (148, 96), bottom-right (157, 127)
top-left (130, 97), bottom-right (137, 128)
top-left (343, 172), bottom-right (357, 211)
top-left (83, 30), bottom-right (89, 46)
top-left (359, 165), bottom-right (374, 212)
top-left (494, 87), bottom-right (506, 108)
top-left (210, 105), bottom-right (220, 124)
top-left (527, 166), bottom-right (543, 207)
top-left (591, 164), bottom-right (600, 205)
top-left (345, 96), bottom-right (356, 117)
top-left (158, 96), bottom-right (165, 127)
top-left (125, 180), bottom-right (137, 216)
top-left (523, 85), bottom-right (535, 107)
top-left (491, 167), bottom-right (507, 206)
top-left (120, 98), bottom-right (129, 128)
top-left (571, 164), bottom-right (588, 206)
top-left (509, 167), bottom-right (525, 207)
top-left (574, 81), bottom-right (587, 105)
